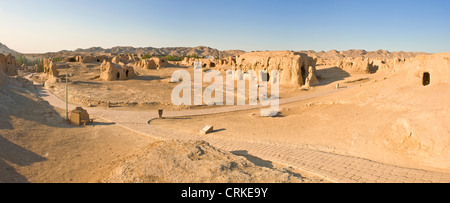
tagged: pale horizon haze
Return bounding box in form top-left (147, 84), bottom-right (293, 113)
top-left (0, 0), bottom-right (449, 53)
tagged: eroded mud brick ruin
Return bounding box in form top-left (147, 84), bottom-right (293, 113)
top-left (231, 51), bottom-right (317, 86)
top-left (134, 57), bottom-right (168, 69)
top-left (0, 53), bottom-right (19, 76)
top-left (0, 53), bottom-right (19, 85)
top-left (100, 60), bottom-right (136, 81)
top-left (43, 58), bottom-right (60, 77)
top-left (394, 53), bottom-right (450, 86)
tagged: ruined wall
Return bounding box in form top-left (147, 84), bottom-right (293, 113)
top-left (320, 56), bottom-right (406, 74)
top-left (0, 53), bottom-right (18, 76)
top-left (0, 65), bottom-right (6, 85)
top-left (63, 56), bottom-right (77, 62)
top-left (370, 59), bottom-right (390, 73)
top-left (135, 58), bottom-right (157, 69)
top-left (75, 55), bottom-right (112, 63)
top-left (198, 59), bottom-right (216, 68)
top-left (95, 55), bottom-right (112, 63)
top-left (393, 53), bottom-right (450, 86)
top-left (5, 54), bottom-right (18, 75)
top-left (0, 54), bottom-right (7, 85)
top-left (152, 57), bottom-right (169, 69)
top-left (216, 56), bottom-right (237, 67)
top-left (181, 57), bottom-right (193, 66)
top-left (80, 56), bottom-right (97, 63)
top-left (182, 57), bottom-right (217, 68)
top-left (100, 61), bottom-right (136, 81)
top-left (369, 58), bottom-right (408, 74)
top-left (0, 53), bottom-right (5, 74)
top-left (232, 51), bottom-right (317, 86)
top-left (43, 58), bottom-right (60, 77)
top-left (112, 54), bottom-right (136, 64)
top-left (336, 57), bottom-right (371, 73)
top-left (305, 66), bottom-right (319, 87)
top-left (134, 57), bottom-right (168, 69)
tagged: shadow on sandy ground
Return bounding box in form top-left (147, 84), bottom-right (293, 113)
top-left (0, 135), bottom-right (47, 183)
top-left (316, 66), bottom-right (351, 86)
top-left (0, 85), bottom-right (72, 130)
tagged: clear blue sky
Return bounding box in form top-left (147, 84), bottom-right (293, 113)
top-left (0, 0), bottom-right (449, 53)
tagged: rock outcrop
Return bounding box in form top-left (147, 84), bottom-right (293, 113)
top-left (100, 61), bottom-right (136, 81)
top-left (232, 51), bottom-right (317, 86)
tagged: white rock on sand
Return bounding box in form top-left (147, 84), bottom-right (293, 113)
top-left (260, 109), bottom-right (279, 117)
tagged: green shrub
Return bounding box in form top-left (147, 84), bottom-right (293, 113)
top-left (15, 55), bottom-right (44, 72)
top-left (141, 53), bottom-right (152, 60)
top-left (140, 54), bottom-right (203, 62)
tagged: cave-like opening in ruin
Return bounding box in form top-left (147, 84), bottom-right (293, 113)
top-left (264, 72), bottom-right (270, 82)
top-left (301, 65), bottom-right (307, 84)
top-left (423, 72), bottom-right (430, 86)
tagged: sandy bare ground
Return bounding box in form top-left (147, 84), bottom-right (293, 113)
top-left (105, 140), bottom-right (324, 183)
top-left (0, 77), bottom-right (155, 182)
top-left (151, 71), bottom-right (450, 173)
top-left (0, 74), bottom-right (326, 183)
top-left (34, 62), bottom-right (371, 111)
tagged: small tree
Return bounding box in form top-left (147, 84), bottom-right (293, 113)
top-left (15, 55), bottom-right (28, 65)
top-left (34, 58), bottom-right (44, 72)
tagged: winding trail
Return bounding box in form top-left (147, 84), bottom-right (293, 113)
top-left (29, 76), bottom-right (450, 183)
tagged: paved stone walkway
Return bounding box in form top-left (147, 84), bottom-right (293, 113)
top-left (122, 123), bottom-right (450, 183)
top-left (28, 76), bottom-right (450, 183)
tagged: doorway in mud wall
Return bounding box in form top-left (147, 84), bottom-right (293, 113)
top-left (260, 71), bottom-right (270, 82)
top-left (422, 72), bottom-right (430, 86)
top-left (126, 70), bottom-right (129, 78)
top-left (116, 72), bottom-right (120, 80)
top-left (301, 65), bottom-right (307, 83)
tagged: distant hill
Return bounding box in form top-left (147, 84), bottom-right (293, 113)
top-left (0, 42), bottom-right (20, 54)
top-left (298, 49), bottom-right (429, 59)
top-left (14, 41), bottom-right (430, 61)
top-left (59, 46), bottom-right (246, 58)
